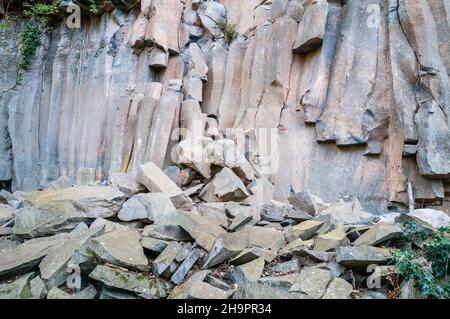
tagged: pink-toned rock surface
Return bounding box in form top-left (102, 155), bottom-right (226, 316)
top-left (0, 0), bottom-right (449, 214)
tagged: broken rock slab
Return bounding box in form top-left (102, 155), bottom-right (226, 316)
top-left (336, 246), bottom-right (392, 270)
top-left (288, 190), bottom-right (329, 216)
top-left (318, 199), bottom-right (375, 225)
top-left (285, 220), bottom-right (324, 242)
top-left (169, 281), bottom-right (228, 299)
top-left (152, 241), bottom-right (182, 276)
top-left (225, 258), bottom-right (265, 286)
top-left (13, 186), bottom-right (126, 238)
top-left (166, 211), bottom-right (226, 251)
top-left (39, 226), bottom-right (104, 288)
top-left (171, 248), bottom-right (202, 285)
top-left (137, 162), bottom-right (193, 209)
top-left (89, 229), bottom-right (148, 271)
top-left (109, 172), bottom-right (146, 197)
top-left (0, 273), bottom-right (33, 299)
top-left (289, 267), bottom-right (332, 298)
top-left (118, 193), bottom-right (176, 223)
top-left (321, 278), bottom-right (353, 299)
top-left (233, 282), bottom-right (310, 299)
top-left (0, 204), bottom-right (15, 224)
top-left (353, 222), bottom-right (402, 246)
top-left (210, 167), bottom-right (250, 202)
top-left (403, 209), bottom-right (450, 229)
top-left (89, 265), bottom-right (170, 299)
top-left (314, 224), bottom-right (347, 251)
top-left (0, 234), bottom-right (65, 277)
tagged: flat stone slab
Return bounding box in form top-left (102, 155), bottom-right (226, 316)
top-left (13, 186), bottom-right (125, 238)
top-left (89, 265), bottom-right (170, 299)
top-left (89, 230), bottom-right (148, 271)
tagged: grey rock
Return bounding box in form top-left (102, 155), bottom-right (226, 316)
top-left (233, 282), bottom-right (310, 299)
top-left (118, 193), bottom-right (176, 223)
top-left (169, 281), bottom-right (228, 299)
top-left (89, 230), bottom-right (148, 271)
top-left (39, 226), bottom-right (104, 288)
top-left (288, 190), bottom-right (328, 216)
top-left (140, 237), bottom-right (168, 253)
top-left (321, 278), bottom-right (353, 299)
top-left (336, 246), bottom-right (392, 270)
top-left (259, 273), bottom-right (298, 291)
top-left (109, 172), bottom-right (146, 197)
top-left (353, 222), bottom-right (402, 246)
top-left (171, 249), bottom-right (202, 284)
top-left (225, 258), bottom-right (265, 286)
top-left (89, 265), bottom-right (170, 299)
top-left (0, 234), bottom-right (65, 277)
top-left (0, 273), bottom-right (33, 299)
top-left (289, 267), bottom-right (332, 298)
top-left (152, 241), bottom-right (182, 276)
top-left (13, 186), bottom-right (125, 238)
top-left (29, 276), bottom-right (47, 299)
top-left (266, 258), bottom-right (302, 275)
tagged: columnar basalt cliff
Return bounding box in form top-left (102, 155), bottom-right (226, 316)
top-left (0, 0), bottom-right (449, 215)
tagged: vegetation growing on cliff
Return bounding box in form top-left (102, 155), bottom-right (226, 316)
top-left (392, 223), bottom-right (450, 299)
top-left (0, 1), bottom-right (61, 84)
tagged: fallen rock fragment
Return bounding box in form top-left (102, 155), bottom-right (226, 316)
top-left (233, 282), bottom-right (310, 299)
top-left (288, 190), bottom-right (328, 216)
top-left (109, 172), bottom-right (146, 197)
top-left (89, 230), bottom-right (148, 271)
top-left (152, 242), bottom-right (183, 276)
top-left (289, 267), bottom-right (332, 298)
top-left (353, 222), bottom-right (402, 246)
top-left (0, 204), bottom-right (15, 224)
top-left (13, 186), bottom-right (125, 238)
top-left (0, 273), bottom-right (33, 299)
top-left (137, 162), bottom-right (193, 209)
top-left (285, 220), bottom-right (324, 242)
top-left (118, 193), bottom-right (176, 223)
top-left (314, 224), bottom-right (347, 251)
top-left (210, 167), bottom-right (250, 201)
top-left (39, 226), bottom-right (104, 288)
top-left (336, 246), bottom-right (392, 270)
top-left (321, 278), bottom-right (353, 299)
top-left (89, 265), bottom-right (170, 299)
top-left (171, 249), bottom-right (202, 285)
top-left (225, 258), bottom-right (265, 286)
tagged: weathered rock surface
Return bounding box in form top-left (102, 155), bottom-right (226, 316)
top-left (89, 265), bottom-right (169, 299)
top-left (0, 0), bottom-right (449, 301)
top-left (13, 186), bottom-right (125, 237)
top-left (89, 230), bottom-right (148, 271)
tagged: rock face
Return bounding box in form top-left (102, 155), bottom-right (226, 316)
top-left (0, 0), bottom-right (450, 301)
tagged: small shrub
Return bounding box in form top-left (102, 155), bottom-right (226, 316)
top-left (216, 19), bottom-right (238, 42)
top-left (392, 224), bottom-right (450, 299)
top-left (0, 15), bottom-right (19, 32)
top-left (19, 21), bottom-right (41, 71)
top-left (88, 0), bottom-right (99, 14)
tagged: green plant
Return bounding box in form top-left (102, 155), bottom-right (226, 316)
top-left (392, 250), bottom-right (449, 299)
top-left (88, 0), bottom-right (99, 14)
top-left (0, 15), bottom-right (19, 32)
top-left (19, 21), bottom-right (41, 71)
top-left (216, 19), bottom-right (238, 42)
top-left (392, 224), bottom-right (450, 299)
top-left (423, 226), bottom-right (450, 278)
top-left (401, 221), bottom-right (433, 242)
top-left (24, 0), bottom-right (60, 17)
top-left (16, 71), bottom-right (24, 85)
